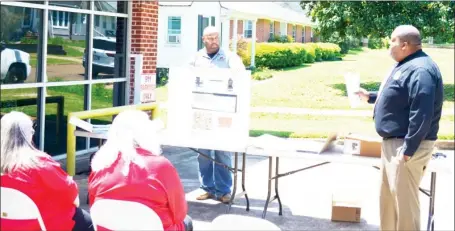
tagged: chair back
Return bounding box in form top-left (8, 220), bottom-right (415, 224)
top-left (90, 199), bottom-right (164, 231)
top-left (1, 187), bottom-right (46, 230)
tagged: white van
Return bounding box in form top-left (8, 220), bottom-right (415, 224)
top-left (1, 43), bottom-right (31, 84)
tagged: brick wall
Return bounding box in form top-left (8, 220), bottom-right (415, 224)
top-left (229, 20), bottom-right (244, 39)
top-left (129, 0), bottom-right (158, 104)
top-left (296, 25), bottom-right (303, 43)
top-left (274, 21), bottom-right (280, 35)
top-left (305, 26), bottom-right (312, 43)
top-left (256, 19), bottom-right (270, 42)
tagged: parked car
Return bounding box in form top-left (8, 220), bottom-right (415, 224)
top-left (83, 37), bottom-right (116, 78)
top-left (1, 43), bottom-right (31, 84)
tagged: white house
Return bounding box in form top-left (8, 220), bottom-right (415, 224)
top-left (157, 1), bottom-right (314, 69)
top-left (20, 1), bottom-right (117, 41)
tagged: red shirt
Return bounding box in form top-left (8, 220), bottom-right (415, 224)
top-left (1, 155), bottom-right (78, 231)
top-left (88, 148), bottom-right (187, 231)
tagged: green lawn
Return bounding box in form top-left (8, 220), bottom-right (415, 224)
top-left (250, 47), bottom-right (454, 110)
top-left (30, 56), bottom-right (80, 68)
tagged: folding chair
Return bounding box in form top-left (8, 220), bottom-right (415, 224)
top-left (90, 199), bottom-right (164, 231)
top-left (211, 214), bottom-right (281, 230)
top-left (1, 187), bottom-right (46, 231)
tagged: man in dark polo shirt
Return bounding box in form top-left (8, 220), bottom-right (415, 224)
top-left (357, 25), bottom-right (444, 231)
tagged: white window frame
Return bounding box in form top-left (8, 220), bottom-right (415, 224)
top-left (243, 20), bottom-right (253, 38)
top-left (269, 21), bottom-right (274, 38)
top-left (51, 10), bottom-right (70, 29)
top-left (22, 7), bottom-right (33, 28)
top-left (167, 16), bottom-right (181, 44)
top-left (292, 25), bottom-right (296, 40)
top-left (302, 29), bottom-right (305, 43)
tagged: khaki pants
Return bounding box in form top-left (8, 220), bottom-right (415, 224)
top-left (380, 139), bottom-right (435, 231)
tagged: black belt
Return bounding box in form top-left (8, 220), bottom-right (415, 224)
top-left (383, 136), bottom-right (405, 140)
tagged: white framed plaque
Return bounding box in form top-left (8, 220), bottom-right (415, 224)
top-left (166, 67), bottom-right (251, 147)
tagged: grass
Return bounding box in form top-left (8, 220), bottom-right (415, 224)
top-left (248, 113), bottom-right (454, 140)
top-left (250, 47), bottom-right (454, 110)
top-left (30, 55), bottom-right (80, 68)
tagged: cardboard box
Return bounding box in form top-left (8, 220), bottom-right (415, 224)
top-left (344, 133), bottom-right (382, 158)
top-left (331, 194), bottom-right (362, 223)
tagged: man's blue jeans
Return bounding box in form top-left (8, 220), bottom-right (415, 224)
top-left (197, 149), bottom-right (232, 198)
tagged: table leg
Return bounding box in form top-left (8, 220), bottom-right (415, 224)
top-left (427, 172), bottom-right (436, 231)
top-left (275, 157), bottom-right (282, 216)
top-left (227, 152), bottom-right (239, 212)
top-left (242, 152), bottom-right (250, 212)
top-left (262, 157), bottom-right (273, 219)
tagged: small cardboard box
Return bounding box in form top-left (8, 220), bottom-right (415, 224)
top-left (331, 194), bottom-right (362, 223)
top-left (344, 133), bottom-right (382, 158)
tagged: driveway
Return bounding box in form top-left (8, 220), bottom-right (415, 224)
top-left (27, 64), bottom-right (113, 83)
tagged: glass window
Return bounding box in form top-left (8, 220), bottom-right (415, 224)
top-left (1, 6), bottom-right (41, 84)
top-left (49, 1), bottom-right (89, 10)
top-left (0, 88), bottom-right (40, 146)
top-left (302, 29), bottom-right (305, 43)
top-left (269, 21), bottom-right (274, 38)
top-left (243, 20), bottom-right (253, 38)
top-left (44, 85), bottom-right (87, 156)
top-left (47, 11), bottom-right (88, 82)
top-left (90, 16), bottom-right (127, 79)
top-left (167, 16), bottom-right (181, 44)
top-left (95, 0), bottom-right (128, 14)
top-left (292, 25), bottom-right (296, 40)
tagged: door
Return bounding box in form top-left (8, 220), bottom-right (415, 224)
top-left (197, 15), bottom-right (216, 50)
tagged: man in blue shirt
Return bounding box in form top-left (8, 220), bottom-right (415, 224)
top-left (188, 26), bottom-right (245, 204)
top-left (357, 25), bottom-right (444, 231)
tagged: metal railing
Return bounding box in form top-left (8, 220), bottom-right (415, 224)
top-left (66, 102), bottom-right (159, 176)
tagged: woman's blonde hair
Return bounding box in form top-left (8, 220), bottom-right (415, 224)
top-left (1, 111), bottom-right (44, 174)
top-left (90, 110), bottom-right (163, 175)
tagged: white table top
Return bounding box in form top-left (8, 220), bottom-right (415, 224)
top-left (74, 129), bottom-right (453, 174)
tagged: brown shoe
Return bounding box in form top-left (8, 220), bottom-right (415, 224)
top-left (196, 192), bottom-right (214, 200)
top-left (218, 193), bottom-right (232, 204)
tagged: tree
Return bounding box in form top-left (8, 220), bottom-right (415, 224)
top-left (300, 1), bottom-right (454, 44)
top-left (0, 6), bottom-right (23, 42)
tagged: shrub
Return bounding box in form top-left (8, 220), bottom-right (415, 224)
top-left (245, 42), bottom-right (341, 69)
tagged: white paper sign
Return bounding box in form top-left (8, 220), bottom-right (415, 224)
top-left (140, 74), bottom-right (155, 103)
top-left (166, 67), bottom-right (251, 144)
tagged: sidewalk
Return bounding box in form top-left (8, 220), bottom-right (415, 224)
top-left (158, 103), bottom-right (454, 117)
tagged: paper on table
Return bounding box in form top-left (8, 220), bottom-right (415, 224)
top-left (344, 72), bottom-right (361, 108)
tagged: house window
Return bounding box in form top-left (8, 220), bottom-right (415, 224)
top-left (52, 11), bottom-right (69, 28)
top-left (269, 21), bottom-right (274, 38)
top-left (292, 25), bottom-right (296, 40)
top-left (167, 16), bottom-right (181, 44)
top-left (22, 8), bottom-right (32, 28)
top-left (243, 20), bottom-right (253, 38)
top-left (311, 29), bottom-right (314, 42)
top-left (302, 29), bottom-right (305, 43)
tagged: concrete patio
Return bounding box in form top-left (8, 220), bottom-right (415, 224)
top-left (75, 146), bottom-right (454, 230)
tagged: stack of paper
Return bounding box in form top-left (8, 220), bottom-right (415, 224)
top-left (69, 117), bottom-right (111, 133)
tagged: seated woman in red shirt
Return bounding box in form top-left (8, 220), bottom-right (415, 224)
top-left (88, 110), bottom-right (192, 231)
top-left (0, 111), bottom-right (94, 231)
